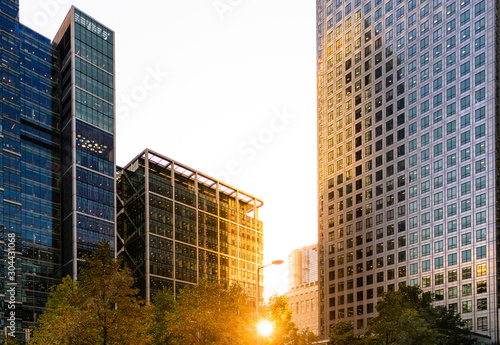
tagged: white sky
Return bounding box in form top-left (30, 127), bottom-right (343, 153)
top-left (21, 0), bottom-right (317, 298)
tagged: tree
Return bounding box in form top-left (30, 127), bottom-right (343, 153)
top-left (259, 294), bottom-right (298, 345)
top-left (364, 286), bottom-right (439, 345)
top-left (295, 328), bottom-right (320, 345)
top-left (147, 289), bottom-right (178, 345)
top-left (150, 284), bottom-right (318, 345)
top-left (30, 276), bottom-right (87, 344)
top-left (31, 242), bottom-right (151, 345)
top-left (431, 306), bottom-right (474, 345)
top-left (151, 280), bottom-right (256, 345)
top-left (259, 293), bottom-right (318, 345)
top-left (0, 335), bottom-right (23, 344)
top-left (360, 285), bottom-right (473, 345)
top-left (328, 320), bottom-right (364, 345)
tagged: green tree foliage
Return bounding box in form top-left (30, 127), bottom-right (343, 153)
top-left (431, 306), bottom-right (473, 345)
top-left (0, 335), bottom-right (23, 344)
top-left (32, 244), bottom-right (317, 345)
top-left (150, 280), bottom-right (255, 345)
top-left (147, 289), bottom-right (177, 344)
top-left (295, 328), bottom-right (321, 345)
top-left (30, 276), bottom-right (85, 344)
top-left (329, 285), bottom-right (474, 345)
top-left (260, 294), bottom-right (299, 345)
top-left (260, 294), bottom-right (319, 345)
top-left (31, 243), bottom-right (151, 345)
top-left (150, 286), bottom-right (317, 345)
top-left (328, 320), bottom-right (364, 345)
top-left (365, 286), bottom-right (439, 345)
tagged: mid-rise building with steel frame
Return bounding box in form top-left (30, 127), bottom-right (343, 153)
top-left (117, 149), bottom-right (264, 303)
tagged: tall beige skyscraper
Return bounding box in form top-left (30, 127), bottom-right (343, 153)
top-left (316, 0), bottom-right (498, 342)
top-left (289, 244), bottom-right (319, 289)
top-left (286, 245), bottom-right (319, 335)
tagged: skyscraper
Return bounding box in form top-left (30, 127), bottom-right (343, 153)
top-left (316, 0), bottom-right (498, 342)
top-left (286, 244), bottom-right (319, 335)
top-left (0, 1), bottom-right (114, 338)
top-left (117, 149), bottom-right (263, 303)
top-left (53, 7), bottom-right (115, 281)
top-left (288, 244), bottom-right (318, 290)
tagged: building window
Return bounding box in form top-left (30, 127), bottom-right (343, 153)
top-left (435, 256), bottom-right (443, 269)
top-left (476, 124), bottom-right (486, 138)
top-left (421, 228), bottom-right (430, 241)
top-left (476, 229), bottom-right (486, 242)
top-left (476, 264), bottom-right (486, 277)
top-left (469, 142), bottom-right (481, 157)
top-left (477, 317), bottom-right (488, 331)
top-left (477, 281), bottom-right (487, 294)
top-left (462, 267), bottom-right (472, 280)
top-left (476, 246), bottom-right (486, 260)
top-left (434, 240), bottom-right (443, 253)
top-left (448, 270), bottom-right (457, 282)
top-left (463, 319), bottom-right (472, 330)
top-left (476, 177), bottom-right (486, 191)
top-left (461, 216), bottom-right (471, 229)
top-left (448, 253), bottom-right (457, 266)
top-left (462, 283), bottom-right (472, 297)
top-left (422, 260), bottom-right (430, 272)
top-left (462, 250), bottom-right (471, 263)
top-left (462, 301), bottom-right (472, 313)
top-left (477, 298), bottom-right (487, 311)
top-left (448, 220), bottom-right (457, 233)
top-left (410, 248), bottom-right (419, 260)
top-left (448, 286), bottom-right (457, 299)
top-left (476, 211), bottom-right (486, 225)
top-left (435, 273), bottom-right (444, 285)
top-left (448, 237), bottom-right (457, 249)
top-left (462, 233), bottom-right (471, 246)
top-left (434, 225), bottom-right (443, 237)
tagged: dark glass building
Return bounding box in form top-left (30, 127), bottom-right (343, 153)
top-left (53, 7), bottom-right (115, 281)
top-left (117, 149), bottom-right (263, 303)
top-left (0, 1), bottom-right (114, 338)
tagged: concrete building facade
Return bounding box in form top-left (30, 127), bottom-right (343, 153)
top-left (316, 0), bottom-right (499, 342)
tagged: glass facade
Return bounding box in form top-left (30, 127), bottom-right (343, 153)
top-left (0, 1), bottom-right (61, 334)
top-left (53, 7), bottom-right (115, 279)
top-left (0, 0), bottom-right (62, 337)
top-left (317, 0), bottom-right (498, 342)
top-left (117, 150), bottom-right (263, 304)
top-left (18, 23), bottom-right (62, 333)
top-left (0, 1), bottom-right (115, 338)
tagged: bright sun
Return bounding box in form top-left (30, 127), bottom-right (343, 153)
top-left (257, 320), bottom-right (273, 337)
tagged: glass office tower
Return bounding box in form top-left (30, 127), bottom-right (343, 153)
top-left (1, 0), bottom-right (62, 337)
top-left (117, 149), bottom-right (263, 304)
top-left (53, 7), bottom-right (115, 280)
top-left (0, 2), bottom-right (115, 338)
top-left (317, 0), bottom-right (498, 342)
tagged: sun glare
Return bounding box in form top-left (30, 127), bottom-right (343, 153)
top-left (257, 320), bottom-right (273, 337)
